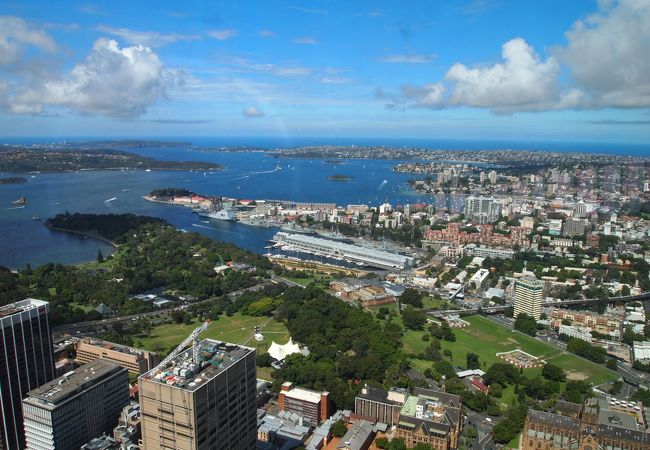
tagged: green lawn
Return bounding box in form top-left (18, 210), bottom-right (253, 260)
top-left (405, 315), bottom-right (617, 387)
top-left (69, 302), bottom-right (95, 313)
top-left (137, 313), bottom-right (290, 356)
top-left (422, 296), bottom-right (449, 310)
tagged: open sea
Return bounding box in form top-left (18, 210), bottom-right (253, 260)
top-left (0, 137), bottom-right (647, 269)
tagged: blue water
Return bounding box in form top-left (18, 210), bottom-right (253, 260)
top-left (1, 136), bottom-right (647, 269)
top-left (0, 149), bottom-right (464, 269)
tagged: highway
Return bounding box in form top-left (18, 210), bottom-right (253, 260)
top-left (53, 281), bottom-right (272, 335)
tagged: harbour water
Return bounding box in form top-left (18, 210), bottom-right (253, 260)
top-left (0, 149), bottom-right (461, 269)
top-left (1, 137), bottom-right (646, 269)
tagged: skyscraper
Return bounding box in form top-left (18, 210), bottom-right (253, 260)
top-left (22, 360), bottom-right (129, 450)
top-left (138, 339), bottom-right (257, 450)
top-left (513, 276), bottom-right (544, 320)
top-left (0, 299), bottom-right (55, 450)
top-left (464, 196), bottom-right (502, 224)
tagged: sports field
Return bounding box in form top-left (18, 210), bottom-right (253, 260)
top-left (137, 313), bottom-right (290, 355)
top-left (407, 315), bottom-right (617, 386)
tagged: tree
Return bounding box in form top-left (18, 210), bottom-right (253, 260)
top-left (514, 313), bottom-right (537, 336)
top-left (331, 420), bottom-right (347, 438)
top-left (466, 352), bottom-right (480, 370)
top-left (542, 363), bottom-right (566, 382)
top-left (492, 404), bottom-right (528, 444)
top-left (402, 306), bottom-right (427, 330)
top-left (400, 288), bottom-right (424, 308)
top-left (606, 359), bottom-right (618, 370)
top-left (97, 249), bottom-right (104, 263)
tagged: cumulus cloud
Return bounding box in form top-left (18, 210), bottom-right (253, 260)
top-left (445, 38), bottom-right (559, 112)
top-left (96, 25), bottom-right (199, 47)
top-left (558, 0), bottom-right (650, 108)
top-left (382, 1), bottom-right (650, 113)
top-left (0, 16), bottom-right (57, 65)
top-left (208, 29), bottom-right (238, 41)
top-left (242, 106), bottom-right (264, 118)
top-left (10, 38), bottom-right (180, 117)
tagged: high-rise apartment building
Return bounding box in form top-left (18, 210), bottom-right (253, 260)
top-left (22, 360), bottom-right (129, 450)
top-left (464, 196), bottom-right (501, 224)
top-left (513, 276), bottom-right (544, 320)
top-left (0, 299), bottom-right (55, 450)
top-left (138, 339), bottom-right (257, 450)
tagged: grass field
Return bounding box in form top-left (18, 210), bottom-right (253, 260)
top-left (137, 313), bottom-right (290, 355)
top-left (406, 315), bottom-right (617, 386)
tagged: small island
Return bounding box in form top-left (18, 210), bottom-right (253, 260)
top-left (0, 177), bottom-right (27, 184)
top-left (327, 174), bottom-right (352, 181)
top-left (0, 148), bottom-right (222, 173)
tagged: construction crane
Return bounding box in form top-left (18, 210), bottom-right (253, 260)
top-left (157, 321), bottom-right (210, 368)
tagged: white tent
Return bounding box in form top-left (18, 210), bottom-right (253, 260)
top-left (268, 338), bottom-right (301, 361)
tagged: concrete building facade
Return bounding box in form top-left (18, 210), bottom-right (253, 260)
top-left (278, 382), bottom-right (330, 425)
top-left (354, 385), bottom-right (406, 426)
top-left (513, 276), bottom-right (544, 320)
top-left (74, 337), bottom-right (158, 375)
top-left (138, 339), bottom-right (257, 450)
top-left (0, 299), bottom-right (55, 450)
top-left (22, 360), bottom-right (129, 450)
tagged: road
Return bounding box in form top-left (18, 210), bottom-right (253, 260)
top-left (53, 281), bottom-right (272, 335)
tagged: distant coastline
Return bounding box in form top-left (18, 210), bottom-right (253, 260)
top-left (0, 177), bottom-right (27, 184)
top-left (0, 148), bottom-right (222, 173)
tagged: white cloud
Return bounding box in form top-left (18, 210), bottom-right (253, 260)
top-left (402, 83), bottom-right (447, 108)
top-left (10, 38), bottom-right (180, 117)
top-left (242, 106), bottom-right (264, 118)
top-left (96, 25), bottom-right (199, 47)
top-left (382, 54), bottom-right (434, 64)
top-left (291, 37), bottom-right (318, 45)
top-left (208, 29), bottom-right (238, 41)
top-left (290, 6), bottom-right (328, 15)
top-left (0, 16), bottom-right (57, 66)
top-left (559, 0), bottom-right (650, 108)
top-left (259, 30), bottom-right (275, 37)
top-left (320, 76), bottom-right (352, 84)
top-left (445, 38), bottom-right (559, 112)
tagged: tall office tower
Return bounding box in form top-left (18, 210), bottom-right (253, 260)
top-left (513, 276), bottom-right (544, 320)
top-left (139, 339), bottom-right (257, 450)
top-left (22, 360), bottom-right (129, 450)
top-left (0, 299), bottom-right (55, 450)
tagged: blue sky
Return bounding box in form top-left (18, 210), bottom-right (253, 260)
top-left (0, 0), bottom-right (648, 144)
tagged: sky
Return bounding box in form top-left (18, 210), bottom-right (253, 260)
top-left (0, 0), bottom-right (649, 144)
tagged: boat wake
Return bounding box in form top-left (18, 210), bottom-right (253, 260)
top-left (5, 205), bottom-right (25, 210)
top-left (104, 197), bottom-right (117, 203)
top-left (191, 223), bottom-right (213, 230)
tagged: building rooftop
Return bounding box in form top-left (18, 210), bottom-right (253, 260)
top-left (141, 339), bottom-right (254, 391)
top-left (25, 359), bottom-right (123, 407)
top-left (528, 410), bottom-right (580, 429)
top-left (0, 298), bottom-right (48, 319)
top-left (356, 386), bottom-right (401, 405)
top-left (398, 388), bottom-right (462, 434)
top-left (282, 383), bottom-right (324, 404)
top-left (76, 337), bottom-right (149, 357)
top-left (337, 420), bottom-right (374, 450)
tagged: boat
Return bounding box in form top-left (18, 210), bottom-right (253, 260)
top-left (12, 197), bottom-right (27, 205)
top-left (32, 216), bottom-right (40, 221)
top-left (199, 209), bottom-right (238, 221)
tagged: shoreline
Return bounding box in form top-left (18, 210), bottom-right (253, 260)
top-left (44, 225), bottom-right (119, 250)
top-left (2, 166), bottom-right (222, 175)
